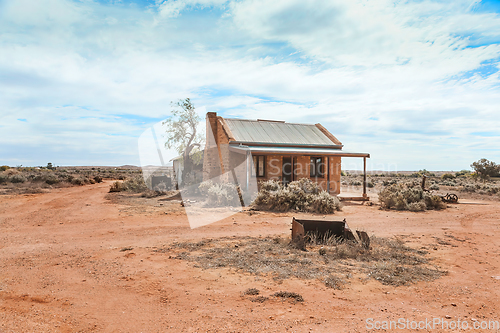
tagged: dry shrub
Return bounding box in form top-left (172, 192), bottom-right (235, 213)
top-left (461, 184), bottom-right (478, 192)
top-left (0, 165), bottom-right (10, 171)
top-left (9, 174), bottom-right (27, 183)
top-left (44, 175), bottom-right (60, 185)
top-left (108, 176), bottom-right (148, 193)
top-left (109, 181), bottom-right (127, 192)
top-left (243, 288), bottom-right (260, 296)
top-left (123, 176), bottom-right (148, 192)
top-left (408, 201), bottom-right (426, 212)
top-left (71, 177), bottom-right (86, 186)
top-left (253, 178), bottom-right (341, 213)
top-left (272, 291), bottom-right (304, 302)
top-left (197, 180), bottom-right (241, 207)
top-left (424, 194), bottom-right (447, 210)
top-left (309, 190), bottom-right (341, 214)
top-left (324, 275), bottom-right (345, 290)
top-left (379, 182), bottom-right (446, 211)
top-left (429, 184), bottom-right (440, 190)
top-left (198, 180), bottom-right (213, 196)
top-left (207, 183), bottom-right (240, 206)
top-left (441, 173), bottom-right (455, 180)
top-left (4, 168), bottom-right (19, 176)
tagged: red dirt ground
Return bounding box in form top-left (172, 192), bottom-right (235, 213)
top-left (1, 181), bottom-right (500, 332)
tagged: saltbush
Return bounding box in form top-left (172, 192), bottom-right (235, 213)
top-left (45, 175), bottom-right (60, 185)
top-left (207, 183), bottom-right (240, 206)
top-left (196, 180), bottom-right (242, 206)
top-left (461, 184), bottom-right (479, 193)
top-left (198, 180), bottom-right (214, 196)
top-left (71, 177), bottom-right (86, 186)
top-left (123, 176), bottom-right (148, 192)
top-left (252, 178), bottom-right (341, 213)
top-left (9, 174), bottom-right (27, 183)
top-left (408, 201), bottom-right (427, 212)
top-left (378, 182), bottom-right (446, 211)
top-left (455, 170), bottom-right (471, 178)
top-left (109, 181), bottom-right (127, 192)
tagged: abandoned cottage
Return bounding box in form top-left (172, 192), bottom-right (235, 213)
top-left (202, 112), bottom-right (370, 198)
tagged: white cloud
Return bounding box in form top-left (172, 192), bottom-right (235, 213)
top-left (157, 0), bottom-right (228, 18)
top-left (0, 0), bottom-right (499, 168)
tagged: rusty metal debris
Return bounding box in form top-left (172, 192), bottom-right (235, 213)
top-left (291, 217), bottom-right (368, 248)
top-left (356, 230), bottom-right (370, 249)
top-left (421, 175), bottom-right (459, 204)
top-left (441, 193), bottom-right (459, 203)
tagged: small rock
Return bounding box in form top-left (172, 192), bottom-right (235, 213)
top-left (451, 303), bottom-right (457, 307)
top-left (445, 315), bottom-right (452, 319)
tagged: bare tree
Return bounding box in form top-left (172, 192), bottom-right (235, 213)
top-left (163, 98), bottom-right (204, 185)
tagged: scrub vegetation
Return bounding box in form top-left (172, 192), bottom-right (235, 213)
top-left (0, 165), bottom-right (141, 194)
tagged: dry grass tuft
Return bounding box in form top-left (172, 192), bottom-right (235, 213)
top-left (243, 288), bottom-right (260, 296)
top-left (162, 235), bottom-right (446, 288)
top-left (250, 296), bottom-right (268, 303)
top-left (272, 291), bottom-right (304, 302)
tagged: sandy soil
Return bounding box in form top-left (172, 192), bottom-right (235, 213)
top-left (1, 181), bottom-right (500, 332)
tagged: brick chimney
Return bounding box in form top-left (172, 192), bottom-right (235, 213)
top-left (203, 112), bottom-right (220, 181)
top-left (206, 112), bottom-right (218, 147)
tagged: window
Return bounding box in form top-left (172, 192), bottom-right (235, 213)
top-left (252, 155), bottom-right (266, 177)
top-left (310, 157), bottom-right (325, 177)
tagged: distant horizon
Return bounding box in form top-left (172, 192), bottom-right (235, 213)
top-left (1, 163), bottom-right (476, 174)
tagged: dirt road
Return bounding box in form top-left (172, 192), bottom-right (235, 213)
top-left (1, 182), bottom-right (500, 332)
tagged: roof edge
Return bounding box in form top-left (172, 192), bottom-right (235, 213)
top-left (218, 116), bottom-right (236, 141)
top-left (315, 123), bottom-right (342, 146)
top-left (230, 141), bottom-right (343, 149)
top-left (223, 117), bottom-right (320, 127)
top-left (229, 144), bottom-right (370, 158)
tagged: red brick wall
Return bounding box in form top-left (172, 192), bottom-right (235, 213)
top-left (250, 154), bottom-right (341, 194)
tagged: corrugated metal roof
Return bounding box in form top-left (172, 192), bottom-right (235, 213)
top-left (229, 145), bottom-right (370, 158)
top-left (224, 118), bottom-right (338, 146)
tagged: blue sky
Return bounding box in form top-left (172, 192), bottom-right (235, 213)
top-left (1, 0), bottom-right (500, 170)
